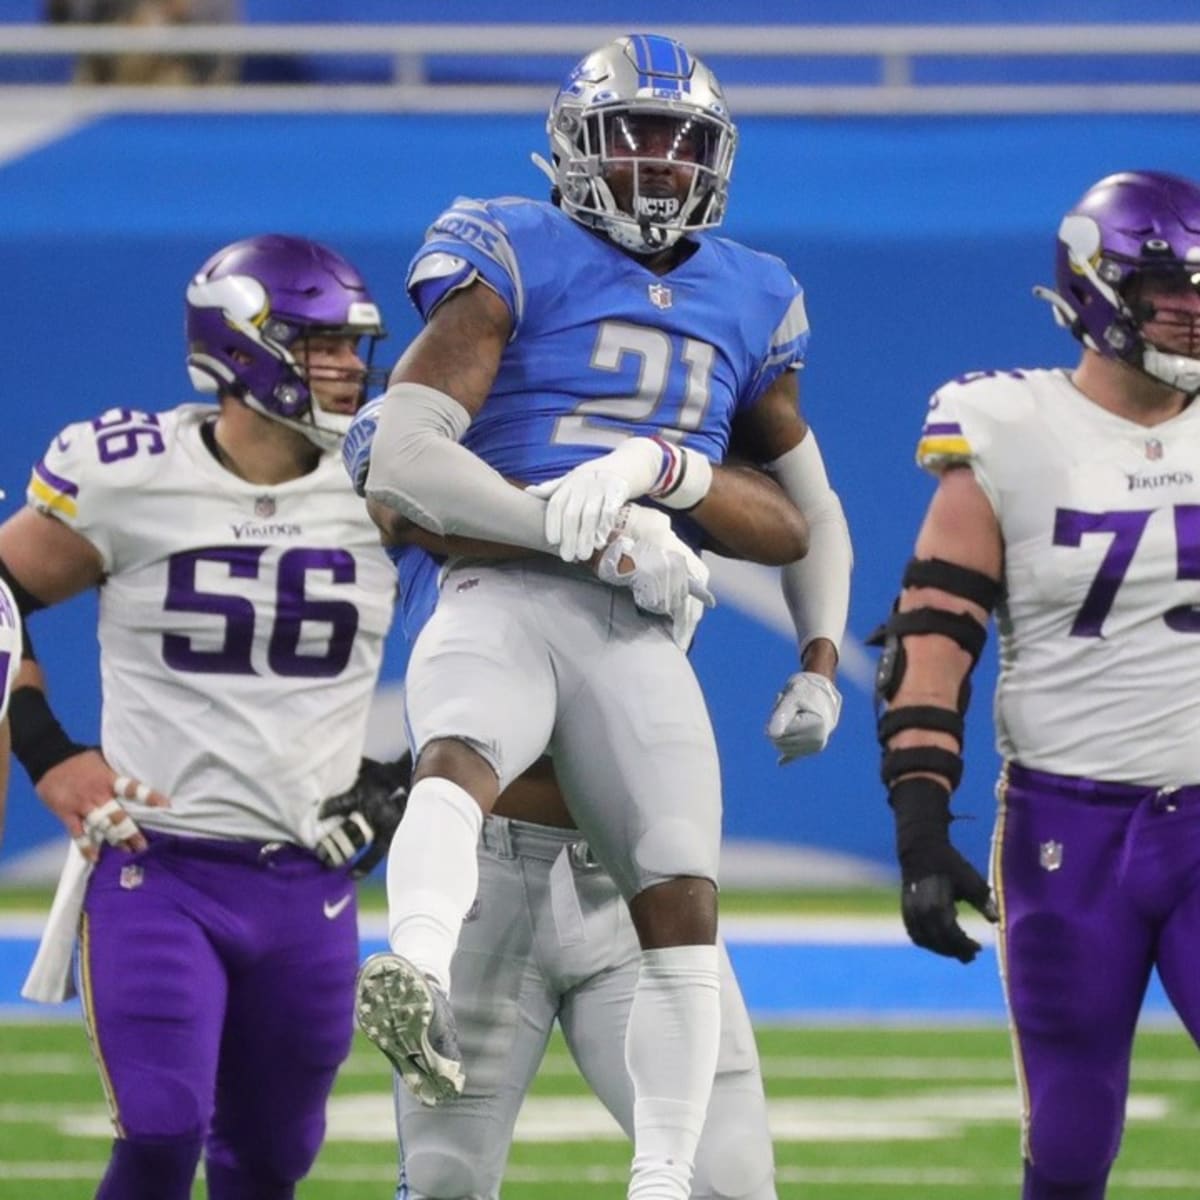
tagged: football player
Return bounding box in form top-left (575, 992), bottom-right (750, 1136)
top-left (875, 170), bottom-right (1200, 1198)
top-left (355, 34), bottom-right (852, 1200)
top-left (1, 234), bottom-right (403, 1200)
top-left (349, 438), bottom-right (819, 1199)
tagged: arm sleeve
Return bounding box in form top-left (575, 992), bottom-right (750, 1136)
top-left (364, 382), bottom-right (555, 553)
top-left (767, 432), bottom-right (853, 657)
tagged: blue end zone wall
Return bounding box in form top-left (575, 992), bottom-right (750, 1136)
top-left (1, 112), bottom-right (1198, 876)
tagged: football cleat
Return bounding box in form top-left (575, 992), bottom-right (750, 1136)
top-left (354, 952), bottom-right (465, 1107)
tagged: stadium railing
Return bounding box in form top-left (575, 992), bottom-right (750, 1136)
top-left (3, 23), bottom-right (1200, 113)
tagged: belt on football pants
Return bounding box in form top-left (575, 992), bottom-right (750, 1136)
top-left (480, 815), bottom-right (603, 948)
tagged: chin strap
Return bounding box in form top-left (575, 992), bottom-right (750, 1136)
top-left (530, 152), bottom-right (556, 188)
top-left (1036, 284), bottom-right (1200, 396)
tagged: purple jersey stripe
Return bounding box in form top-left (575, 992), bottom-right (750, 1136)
top-left (34, 458), bottom-right (80, 497)
top-left (922, 422), bottom-right (963, 437)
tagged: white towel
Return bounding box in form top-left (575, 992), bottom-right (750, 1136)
top-left (21, 843), bottom-right (93, 1003)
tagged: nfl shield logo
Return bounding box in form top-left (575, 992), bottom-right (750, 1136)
top-left (1145, 438), bottom-right (1164, 461)
top-left (255, 495), bottom-right (276, 518)
top-left (1038, 840), bottom-right (1063, 872)
top-left (119, 864), bottom-right (144, 890)
top-left (648, 283), bottom-right (673, 310)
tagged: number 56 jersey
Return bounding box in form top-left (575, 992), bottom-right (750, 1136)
top-left (27, 403), bottom-right (396, 844)
top-left (918, 368), bottom-right (1200, 786)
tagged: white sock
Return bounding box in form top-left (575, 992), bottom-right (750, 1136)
top-left (625, 944), bottom-right (722, 1200)
top-left (385, 777), bottom-right (483, 994)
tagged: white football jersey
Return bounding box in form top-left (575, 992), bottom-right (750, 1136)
top-left (0, 577), bottom-right (21, 722)
top-left (918, 367), bottom-right (1200, 786)
top-left (27, 403), bottom-right (397, 844)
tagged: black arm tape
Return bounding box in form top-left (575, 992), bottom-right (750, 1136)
top-left (877, 705), bottom-right (964, 747)
top-left (881, 745), bottom-right (964, 790)
top-left (901, 557), bottom-right (1002, 612)
top-left (880, 608), bottom-right (987, 662)
top-left (8, 685), bottom-right (91, 785)
top-left (887, 774), bottom-right (951, 819)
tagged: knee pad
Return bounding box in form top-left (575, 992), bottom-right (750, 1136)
top-left (1027, 1075), bottom-right (1121, 1189)
top-left (692, 1082), bottom-right (776, 1200)
top-left (403, 1148), bottom-right (489, 1199)
top-left (95, 1132), bottom-right (204, 1200)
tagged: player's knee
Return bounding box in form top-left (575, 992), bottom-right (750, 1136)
top-left (414, 739), bottom-right (500, 806)
top-left (692, 1139), bottom-right (775, 1200)
top-left (403, 1147), bottom-right (489, 1199)
top-left (1027, 1074), bottom-right (1122, 1187)
top-left (630, 875), bottom-right (717, 947)
top-left (693, 1085), bottom-right (776, 1200)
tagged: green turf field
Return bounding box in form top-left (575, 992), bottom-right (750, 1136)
top-left (0, 1019), bottom-right (1194, 1199)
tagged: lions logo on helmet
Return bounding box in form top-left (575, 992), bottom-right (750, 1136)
top-left (535, 34), bottom-right (738, 256)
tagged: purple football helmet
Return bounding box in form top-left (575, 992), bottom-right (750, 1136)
top-left (186, 234), bottom-right (387, 450)
top-left (1037, 170), bottom-right (1200, 394)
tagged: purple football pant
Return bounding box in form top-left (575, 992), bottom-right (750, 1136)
top-left (78, 831), bottom-right (359, 1200)
top-left (997, 764), bottom-right (1200, 1199)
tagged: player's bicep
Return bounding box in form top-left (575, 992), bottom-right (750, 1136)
top-left (911, 466), bottom-right (1003, 586)
top-left (0, 508), bottom-right (105, 606)
top-left (389, 281), bottom-right (513, 418)
top-left (730, 369), bottom-right (808, 463)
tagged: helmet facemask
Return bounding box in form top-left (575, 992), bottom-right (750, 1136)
top-left (551, 104), bottom-right (735, 254)
top-left (539, 35), bottom-right (737, 256)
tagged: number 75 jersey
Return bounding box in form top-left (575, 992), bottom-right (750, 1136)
top-left (918, 367), bottom-right (1200, 785)
top-left (27, 404), bottom-right (396, 844)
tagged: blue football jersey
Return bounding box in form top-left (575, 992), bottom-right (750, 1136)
top-left (406, 197), bottom-right (809, 485)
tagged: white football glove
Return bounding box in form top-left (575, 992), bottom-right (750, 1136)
top-left (596, 506), bottom-right (715, 648)
top-left (527, 437), bottom-right (666, 563)
top-left (766, 672), bottom-right (843, 763)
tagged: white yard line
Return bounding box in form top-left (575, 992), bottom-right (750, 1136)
top-left (3, 1162), bottom-right (1200, 1190)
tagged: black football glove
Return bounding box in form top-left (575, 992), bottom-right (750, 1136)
top-left (890, 776), bottom-right (998, 964)
top-left (315, 752), bottom-right (412, 879)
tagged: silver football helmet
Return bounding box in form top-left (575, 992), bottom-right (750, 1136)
top-left (536, 34), bottom-right (737, 255)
